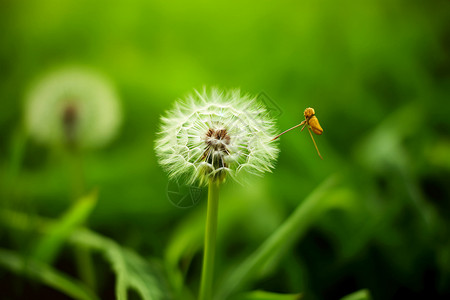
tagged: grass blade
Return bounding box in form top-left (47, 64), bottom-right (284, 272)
top-left (340, 289), bottom-right (371, 300)
top-left (232, 290), bottom-right (302, 300)
top-left (32, 190), bottom-right (97, 263)
top-left (216, 175), bottom-right (339, 300)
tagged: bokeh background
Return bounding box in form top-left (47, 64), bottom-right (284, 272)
top-left (1, 0), bottom-right (449, 299)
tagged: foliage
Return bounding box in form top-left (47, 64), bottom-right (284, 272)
top-left (0, 0), bottom-right (449, 299)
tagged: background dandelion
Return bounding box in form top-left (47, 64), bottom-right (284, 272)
top-left (25, 67), bottom-right (122, 149)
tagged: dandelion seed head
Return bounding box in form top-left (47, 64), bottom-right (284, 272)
top-left (155, 88), bottom-right (279, 185)
top-left (25, 67), bottom-right (122, 149)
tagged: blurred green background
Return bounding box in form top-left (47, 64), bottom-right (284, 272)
top-left (1, 0), bottom-right (449, 299)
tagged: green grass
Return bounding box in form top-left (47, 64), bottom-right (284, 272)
top-left (0, 0), bottom-right (449, 299)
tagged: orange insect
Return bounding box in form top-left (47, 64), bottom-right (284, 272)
top-left (271, 107), bottom-right (323, 159)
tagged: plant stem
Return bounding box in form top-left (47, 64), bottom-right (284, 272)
top-left (68, 148), bottom-right (97, 292)
top-left (199, 179), bottom-right (220, 300)
top-left (74, 244), bottom-right (97, 292)
top-left (68, 148), bottom-right (85, 201)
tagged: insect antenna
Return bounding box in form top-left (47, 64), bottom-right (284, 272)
top-left (271, 121), bottom-right (306, 141)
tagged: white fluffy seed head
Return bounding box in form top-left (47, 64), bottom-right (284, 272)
top-left (24, 67), bottom-right (122, 149)
top-left (154, 88), bottom-right (279, 186)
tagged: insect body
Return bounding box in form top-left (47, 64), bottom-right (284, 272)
top-left (272, 107), bottom-right (323, 159)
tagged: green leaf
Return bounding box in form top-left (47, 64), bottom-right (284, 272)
top-left (164, 207), bottom-right (205, 297)
top-left (216, 175), bottom-right (340, 300)
top-left (70, 228), bottom-right (170, 300)
top-left (0, 208), bottom-right (171, 300)
top-left (0, 248), bottom-right (99, 300)
top-left (32, 190), bottom-right (98, 263)
top-left (340, 289), bottom-right (371, 300)
top-left (232, 290), bottom-right (302, 300)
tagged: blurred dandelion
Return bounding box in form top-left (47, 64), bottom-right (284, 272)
top-left (154, 88), bottom-right (279, 186)
top-left (23, 67), bottom-right (122, 290)
top-left (24, 67), bottom-right (122, 149)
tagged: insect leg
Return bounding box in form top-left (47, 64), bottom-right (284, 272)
top-left (307, 127), bottom-right (323, 160)
top-left (300, 122), bottom-right (307, 132)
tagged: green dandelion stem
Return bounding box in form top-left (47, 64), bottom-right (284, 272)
top-left (68, 150), bottom-right (96, 292)
top-left (199, 179), bottom-right (220, 300)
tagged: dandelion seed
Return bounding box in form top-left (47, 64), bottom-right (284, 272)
top-left (154, 88), bottom-right (279, 185)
